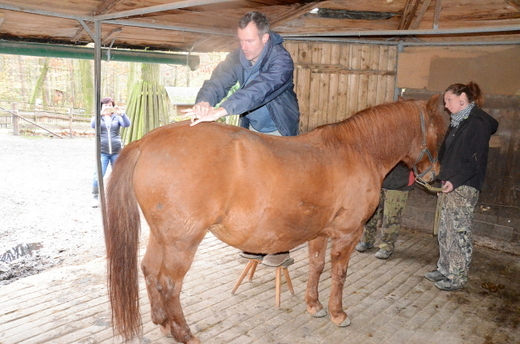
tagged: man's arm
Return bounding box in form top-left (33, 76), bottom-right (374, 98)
top-left (195, 52), bottom-right (241, 107)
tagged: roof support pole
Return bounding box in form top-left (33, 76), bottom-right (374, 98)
top-left (93, 20), bottom-right (108, 231)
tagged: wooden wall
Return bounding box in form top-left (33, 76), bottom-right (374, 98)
top-left (284, 42), bottom-right (398, 133)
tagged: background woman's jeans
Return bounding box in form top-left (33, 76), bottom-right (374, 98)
top-left (92, 153), bottom-right (119, 189)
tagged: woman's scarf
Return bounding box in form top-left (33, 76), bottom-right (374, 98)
top-left (450, 102), bottom-right (475, 127)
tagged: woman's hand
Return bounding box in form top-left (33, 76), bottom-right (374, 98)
top-left (441, 181), bottom-right (454, 193)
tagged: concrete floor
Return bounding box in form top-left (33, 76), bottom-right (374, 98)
top-left (0, 228), bottom-right (519, 344)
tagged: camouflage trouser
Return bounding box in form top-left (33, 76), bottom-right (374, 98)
top-left (436, 185), bottom-right (479, 286)
top-left (360, 189), bottom-right (410, 252)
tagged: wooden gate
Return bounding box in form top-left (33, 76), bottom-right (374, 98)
top-left (284, 42), bottom-right (398, 133)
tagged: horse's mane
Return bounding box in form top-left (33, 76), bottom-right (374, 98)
top-left (316, 100), bottom-right (423, 161)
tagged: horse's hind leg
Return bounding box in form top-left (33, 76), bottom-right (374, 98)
top-left (141, 229), bottom-right (204, 344)
top-left (141, 232), bottom-right (169, 329)
top-left (305, 236), bottom-right (328, 318)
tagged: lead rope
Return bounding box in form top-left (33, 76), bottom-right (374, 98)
top-left (415, 178), bottom-right (443, 193)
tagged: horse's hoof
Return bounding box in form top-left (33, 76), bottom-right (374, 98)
top-left (186, 337), bottom-right (201, 344)
top-left (336, 317), bottom-right (351, 327)
top-left (311, 309), bottom-right (327, 318)
top-left (160, 324), bottom-right (173, 337)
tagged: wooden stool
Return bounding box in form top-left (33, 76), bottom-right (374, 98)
top-left (232, 257), bottom-right (295, 308)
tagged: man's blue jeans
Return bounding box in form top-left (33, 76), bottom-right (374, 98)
top-left (92, 153), bottom-right (119, 189)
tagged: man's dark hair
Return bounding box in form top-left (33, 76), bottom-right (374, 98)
top-left (239, 12), bottom-right (270, 36)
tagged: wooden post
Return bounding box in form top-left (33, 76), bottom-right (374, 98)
top-left (11, 103), bottom-right (19, 136)
top-left (69, 107), bottom-right (73, 138)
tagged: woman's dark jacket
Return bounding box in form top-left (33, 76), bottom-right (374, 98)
top-left (438, 107), bottom-right (498, 191)
top-left (195, 32), bottom-right (300, 136)
top-left (90, 114), bottom-right (131, 155)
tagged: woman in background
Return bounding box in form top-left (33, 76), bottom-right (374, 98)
top-left (90, 97), bottom-right (131, 207)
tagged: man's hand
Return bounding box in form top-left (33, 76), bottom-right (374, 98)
top-left (181, 102), bottom-right (228, 126)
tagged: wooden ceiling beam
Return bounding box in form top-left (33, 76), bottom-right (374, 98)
top-left (72, 23), bottom-right (93, 42)
top-left (95, 0), bottom-right (126, 15)
top-left (398, 0), bottom-right (422, 30)
top-left (505, 0), bottom-right (520, 11)
top-left (270, 2), bottom-right (323, 28)
top-left (433, 0), bottom-right (441, 29)
top-left (73, 0), bottom-right (127, 46)
top-left (409, 0), bottom-right (432, 30)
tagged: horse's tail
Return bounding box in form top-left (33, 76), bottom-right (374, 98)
top-left (105, 141), bottom-right (142, 342)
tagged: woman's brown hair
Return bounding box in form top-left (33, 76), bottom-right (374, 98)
top-left (444, 81), bottom-right (484, 108)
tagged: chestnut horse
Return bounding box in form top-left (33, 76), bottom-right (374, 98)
top-left (105, 94), bottom-right (445, 344)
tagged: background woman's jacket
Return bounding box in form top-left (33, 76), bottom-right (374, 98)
top-left (90, 114), bottom-right (131, 154)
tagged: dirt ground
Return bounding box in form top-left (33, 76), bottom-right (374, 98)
top-left (0, 129), bottom-right (105, 285)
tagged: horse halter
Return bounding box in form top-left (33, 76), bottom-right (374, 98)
top-left (412, 108), bottom-right (438, 189)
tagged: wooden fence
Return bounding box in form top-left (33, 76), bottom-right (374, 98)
top-left (0, 103), bottom-right (91, 138)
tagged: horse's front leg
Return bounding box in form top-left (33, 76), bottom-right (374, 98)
top-left (328, 230), bottom-right (361, 327)
top-left (305, 236), bottom-right (328, 318)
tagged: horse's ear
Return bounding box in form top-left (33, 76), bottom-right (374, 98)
top-left (426, 93), bottom-right (441, 114)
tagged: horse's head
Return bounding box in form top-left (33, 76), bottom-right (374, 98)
top-left (409, 94), bottom-right (448, 184)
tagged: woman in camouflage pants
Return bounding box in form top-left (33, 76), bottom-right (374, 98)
top-left (425, 82), bottom-right (498, 291)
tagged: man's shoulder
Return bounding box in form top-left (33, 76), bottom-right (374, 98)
top-left (266, 41), bottom-right (292, 61)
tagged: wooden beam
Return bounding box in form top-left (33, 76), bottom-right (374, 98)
top-left (433, 0), bottom-right (442, 29)
top-left (73, 0), bottom-right (123, 44)
top-left (296, 64), bottom-right (396, 76)
top-left (72, 23), bottom-right (93, 42)
top-left (505, 0), bottom-right (520, 11)
top-left (410, 0), bottom-right (432, 30)
top-left (398, 0), bottom-right (422, 30)
top-left (95, 0), bottom-right (126, 15)
top-left (270, 2), bottom-right (324, 28)
top-left (102, 27), bottom-right (123, 45)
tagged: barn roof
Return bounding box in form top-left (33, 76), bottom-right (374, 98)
top-left (1, 0), bottom-right (519, 55)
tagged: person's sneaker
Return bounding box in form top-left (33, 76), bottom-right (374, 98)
top-left (374, 249), bottom-right (393, 259)
top-left (239, 252), bottom-right (266, 260)
top-left (91, 198), bottom-right (99, 208)
top-left (434, 279), bottom-right (464, 291)
top-left (262, 252), bottom-right (290, 267)
top-left (424, 270), bottom-right (446, 282)
top-left (355, 242), bottom-right (374, 252)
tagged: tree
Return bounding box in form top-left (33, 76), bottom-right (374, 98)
top-left (30, 57), bottom-right (50, 109)
top-left (79, 59), bottom-right (94, 114)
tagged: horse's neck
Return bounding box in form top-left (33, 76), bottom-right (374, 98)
top-left (323, 112), bottom-right (418, 175)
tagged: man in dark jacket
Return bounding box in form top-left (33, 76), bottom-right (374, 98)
top-left (186, 11), bottom-right (300, 136)
top-left (185, 12), bottom-right (300, 267)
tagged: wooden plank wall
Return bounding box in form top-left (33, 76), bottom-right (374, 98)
top-left (284, 41), bottom-right (398, 133)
